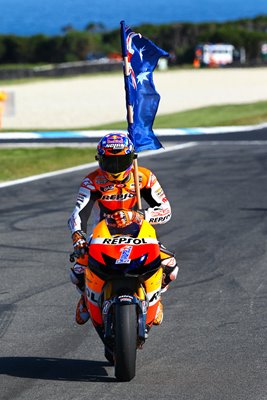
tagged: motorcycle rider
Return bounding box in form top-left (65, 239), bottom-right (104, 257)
top-left (68, 132), bottom-right (178, 326)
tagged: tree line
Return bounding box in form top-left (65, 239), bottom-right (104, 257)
top-left (0, 15), bottom-right (267, 65)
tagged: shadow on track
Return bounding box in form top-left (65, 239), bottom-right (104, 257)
top-left (0, 357), bottom-right (116, 382)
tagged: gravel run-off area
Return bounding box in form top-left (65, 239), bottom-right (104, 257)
top-left (1, 67), bottom-right (267, 129)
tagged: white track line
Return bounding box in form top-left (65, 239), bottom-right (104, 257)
top-left (0, 142), bottom-right (197, 189)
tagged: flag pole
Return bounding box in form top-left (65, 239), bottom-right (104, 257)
top-left (120, 20), bottom-right (142, 209)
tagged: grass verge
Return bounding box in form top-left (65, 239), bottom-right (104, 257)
top-left (0, 147), bottom-right (97, 182)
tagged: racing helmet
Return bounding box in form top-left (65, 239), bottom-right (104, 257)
top-left (96, 133), bottom-right (136, 182)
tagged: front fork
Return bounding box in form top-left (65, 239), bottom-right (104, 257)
top-left (101, 283), bottom-right (149, 347)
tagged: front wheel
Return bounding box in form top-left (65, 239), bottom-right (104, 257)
top-left (114, 304), bottom-right (137, 381)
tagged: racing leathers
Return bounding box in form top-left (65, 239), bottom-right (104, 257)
top-left (68, 165), bottom-right (172, 234)
top-left (68, 165), bottom-right (178, 314)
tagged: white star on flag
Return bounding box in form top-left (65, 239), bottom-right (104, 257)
top-left (139, 46), bottom-right (145, 61)
top-left (137, 71), bottom-right (150, 85)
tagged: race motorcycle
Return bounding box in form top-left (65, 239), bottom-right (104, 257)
top-left (70, 213), bottom-right (167, 381)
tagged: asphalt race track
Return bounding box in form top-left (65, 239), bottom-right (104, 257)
top-left (1, 139), bottom-right (267, 399)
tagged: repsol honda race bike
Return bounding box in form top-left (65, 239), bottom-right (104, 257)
top-left (70, 213), bottom-right (168, 381)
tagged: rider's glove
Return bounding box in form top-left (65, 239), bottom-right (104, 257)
top-left (72, 230), bottom-right (87, 257)
top-left (112, 209), bottom-right (144, 228)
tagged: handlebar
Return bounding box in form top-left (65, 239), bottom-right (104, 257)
top-left (69, 247), bottom-right (88, 263)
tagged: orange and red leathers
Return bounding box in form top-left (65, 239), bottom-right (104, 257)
top-left (68, 165), bottom-right (172, 236)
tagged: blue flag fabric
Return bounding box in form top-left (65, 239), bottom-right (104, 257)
top-left (121, 22), bottom-right (169, 152)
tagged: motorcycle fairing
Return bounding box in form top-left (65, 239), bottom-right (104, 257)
top-left (85, 218), bottom-right (162, 328)
top-left (88, 219), bottom-right (161, 273)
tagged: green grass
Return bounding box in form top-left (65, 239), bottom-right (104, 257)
top-left (1, 100), bottom-right (267, 182)
top-left (155, 101), bottom-right (267, 127)
top-left (0, 147), bottom-right (97, 181)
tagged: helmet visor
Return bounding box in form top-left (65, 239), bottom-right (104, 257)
top-left (99, 153), bottom-right (134, 173)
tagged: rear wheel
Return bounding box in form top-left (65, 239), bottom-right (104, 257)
top-left (114, 304), bottom-right (137, 381)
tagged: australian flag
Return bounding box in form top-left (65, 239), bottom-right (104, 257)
top-left (120, 21), bottom-right (169, 152)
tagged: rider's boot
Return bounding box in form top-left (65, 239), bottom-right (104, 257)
top-left (153, 301), bottom-right (164, 325)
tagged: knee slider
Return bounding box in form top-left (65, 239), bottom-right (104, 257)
top-left (70, 263), bottom-right (85, 292)
top-left (161, 256), bottom-right (179, 282)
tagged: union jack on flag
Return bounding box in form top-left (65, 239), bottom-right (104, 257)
top-left (120, 21), bottom-right (169, 152)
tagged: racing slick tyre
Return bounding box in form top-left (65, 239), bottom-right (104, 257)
top-left (114, 304), bottom-right (137, 381)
